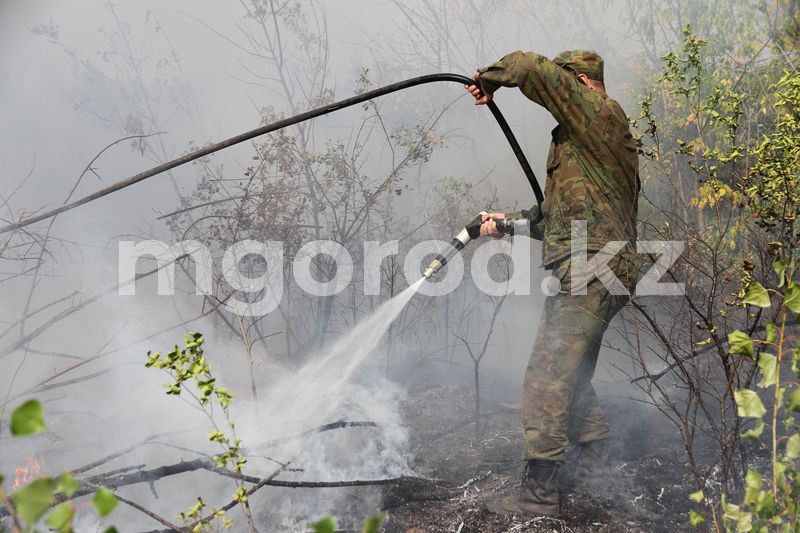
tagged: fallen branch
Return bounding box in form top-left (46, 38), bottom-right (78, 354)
top-left (71, 428), bottom-right (205, 475)
top-left (79, 458), bottom-right (446, 502)
top-left (186, 462), bottom-right (292, 531)
top-left (2, 449), bottom-right (473, 533)
top-left (249, 419), bottom-right (380, 449)
top-left (456, 470), bottom-right (492, 490)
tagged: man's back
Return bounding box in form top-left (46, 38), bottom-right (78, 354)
top-left (477, 50), bottom-right (639, 266)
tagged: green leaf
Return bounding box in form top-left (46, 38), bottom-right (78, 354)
top-left (793, 347), bottom-right (800, 378)
top-left (758, 354), bottom-right (777, 388)
top-left (46, 502), bottom-right (75, 533)
top-left (786, 388), bottom-right (800, 412)
top-left (690, 509), bottom-right (706, 527)
top-left (765, 321), bottom-right (776, 344)
top-left (728, 330), bottom-right (754, 358)
top-left (695, 337), bottom-right (712, 346)
top-left (784, 283), bottom-right (800, 313)
top-left (11, 477), bottom-right (55, 525)
top-left (736, 511), bottom-right (753, 532)
top-left (753, 490), bottom-right (776, 517)
top-left (722, 497), bottom-right (753, 532)
top-left (93, 487), bottom-right (118, 517)
top-left (103, 528), bottom-right (119, 533)
top-left (741, 421), bottom-right (764, 440)
top-left (311, 517), bottom-right (336, 533)
top-left (689, 489), bottom-right (704, 503)
top-left (773, 460), bottom-right (787, 487)
top-left (744, 282), bottom-right (771, 307)
top-left (774, 259), bottom-right (787, 288)
top-left (786, 433), bottom-right (800, 459)
top-left (56, 473), bottom-right (78, 497)
top-left (734, 389), bottom-right (766, 419)
top-left (743, 469), bottom-right (762, 506)
top-left (362, 513), bottom-right (386, 533)
top-left (10, 399), bottom-right (46, 436)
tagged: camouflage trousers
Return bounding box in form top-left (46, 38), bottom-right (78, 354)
top-left (522, 253), bottom-right (634, 461)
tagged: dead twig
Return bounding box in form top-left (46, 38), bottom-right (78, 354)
top-left (249, 419), bottom-right (380, 449)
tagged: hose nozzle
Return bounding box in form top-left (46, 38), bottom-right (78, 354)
top-left (422, 211), bottom-right (528, 280)
top-left (423, 212), bottom-right (486, 280)
top-left (423, 258), bottom-right (443, 279)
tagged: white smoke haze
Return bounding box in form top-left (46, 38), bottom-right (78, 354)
top-left (0, 1), bottom-right (736, 531)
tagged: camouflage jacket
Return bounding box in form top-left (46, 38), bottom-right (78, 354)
top-left (478, 50), bottom-right (639, 267)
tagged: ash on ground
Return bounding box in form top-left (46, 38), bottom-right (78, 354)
top-left (379, 385), bottom-right (693, 532)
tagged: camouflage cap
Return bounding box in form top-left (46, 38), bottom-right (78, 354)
top-left (553, 50), bottom-right (604, 82)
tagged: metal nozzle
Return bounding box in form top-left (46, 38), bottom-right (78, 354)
top-left (423, 258), bottom-right (443, 279)
top-left (423, 212), bottom-right (485, 280)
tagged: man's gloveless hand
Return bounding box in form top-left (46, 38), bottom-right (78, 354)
top-left (465, 73), bottom-right (493, 105)
top-left (480, 212), bottom-right (506, 237)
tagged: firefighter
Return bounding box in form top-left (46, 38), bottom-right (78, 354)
top-left (466, 49), bottom-right (639, 516)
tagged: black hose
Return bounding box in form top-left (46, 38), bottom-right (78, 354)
top-left (0, 73), bottom-right (543, 235)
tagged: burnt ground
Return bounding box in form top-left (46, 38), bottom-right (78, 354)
top-left (380, 386), bottom-right (695, 532)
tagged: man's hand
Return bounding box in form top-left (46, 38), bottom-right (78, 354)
top-left (465, 73), bottom-right (493, 105)
top-left (480, 212), bottom-right (506, 237)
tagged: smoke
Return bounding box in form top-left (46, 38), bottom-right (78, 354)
top-left (0, 1), bottom-right (713, 530)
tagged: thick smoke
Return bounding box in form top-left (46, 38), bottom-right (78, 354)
top-left (0, 1), bottom-right (674, 530)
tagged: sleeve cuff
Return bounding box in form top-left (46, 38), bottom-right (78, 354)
top-left (505, 209), bottom-right (544, 241)
top-left (477, 68), bottom-right (502, 95)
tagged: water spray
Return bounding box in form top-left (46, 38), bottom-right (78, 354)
top-left (422, 209), bottom-right (537, 279)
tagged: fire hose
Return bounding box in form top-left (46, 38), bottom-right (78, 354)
top-left (0, 74), bottom-right (542, 237)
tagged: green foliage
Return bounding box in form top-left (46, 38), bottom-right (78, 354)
top-left (146, 332), bottom-right (233, 407)
top-left (734, 389), bottom-right (767, 419)
top-left (787, 389), bottom-right (800, 413)
top-left (10, 399), bottom-right (46, 436)
top-left (689, 509), bottom-right (706, 526)
top-left (631, 24), bottom-right (799, 530)
top-left (312, 514), bottom-right (386, 533)
top-left (55, 473), bottom-right (79, 497)
top-left (697, 274), bottom-right (800, 530)
top-left (783, 284), bottom-right (800, 313)
top-left (361, 513), bottom-right (387, 533)
top-left (658, 26), bottom-right (709, 97)
top-left (766, 321), bottom-right (777, 344)
top-left (645, 27), bottom-right (800, 530)
top-left (743, 282), bottom-right (771, 308)
top-left (11, 478), bottom-right (55, 525)
top-left (787, 434), bottom-right (800, 459)
top-left (312, 516), bottom-right (337, 533)
top-left (46, 502), bottom-right (75, 533)
top-left (721, 495), bottom-right (754, 532)
top-left (775, 260), bottom-right (789, 287)
top-left (740, 421), bottom-right (764, 441)
top-left (2, 400), bottom-right (119, 531)
top-left (728, 330), bottom-right (754, 358)
top-left (92, 486), bottom-right (118, 517)
top-left (740, 71), bottom-right (800, 241)
top-left (147, 332), bottom-right (247, 532)
top-left (757, 353), bottom-right (777, 388)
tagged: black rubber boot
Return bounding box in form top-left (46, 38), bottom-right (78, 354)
top-left (572, 438), bottom-right (611, 486)
top-left (483, 460), bottom-right (561, 517)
